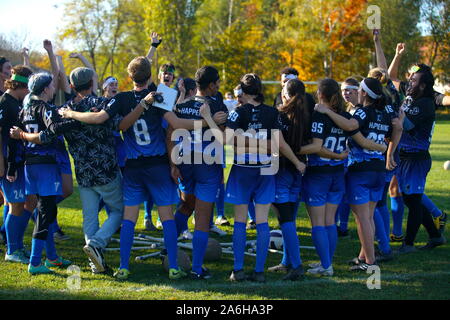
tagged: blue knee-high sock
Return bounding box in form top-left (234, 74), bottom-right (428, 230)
top-left (119, 220), bottom-right (135, 270)
top-left (336, 203), bottom-right (350, 232)
top-left (281, 222), bottom-right (301, 268)
top-left (215, 183), bottom-right (225, 218)
top-left (255, 223), bottom-right (270, 273)
top-left (311, 226), bottom-right (331, 269)
top-left (30, 238), bottom-right (46, 266)
top-left (174, 211), bottom-right (189, 236)
top-left (232, 222), bottom-right (246, 271)
top-left (1, 205), bottom-right (9, 234)
top-left (192, 230), bottom-right (209, 275)
top-left (325, 225), bottom-right (338, 264)
top-left (144, 199), bottom-right (154, 220)
top-left (374, 208), bottom-right (391, 254)
top-left (162, 220), bottom-right (178, 270)
top-left (281, 235), bottom-right (291, 267)
top-left (248, 201), bottom-right (255, 221)
top-left (45, 222), bottom-right (58, 261)
top-left (377, 204), bottom-right (391, 238)
top-left (18, 210), bottom-right (32, 249)
top-left (421, 194), bottom-right (442, 218)
top-left (5, 214), bottom-right (21, 254)
top-left (390, 196), bottom-right (404, 236)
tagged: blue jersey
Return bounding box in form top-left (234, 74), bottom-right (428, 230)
top-left (174, 95), bottom-right (228, 157)
top-left (399, 97), bottom-right (435, 153)
top-left (226, 103), bottom-right (281, 167)
top-left (348, 105), bottom-right (394, 167)
top-left (308, 111), bottom-right (351, 167)
top-left (104, 89), bottom-right (168, 160)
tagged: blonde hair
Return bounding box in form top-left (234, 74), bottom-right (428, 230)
top-left (368, 67), bottom-right (388, 84)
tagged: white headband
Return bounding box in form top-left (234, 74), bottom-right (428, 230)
top-left (234, 89), bottom-right (243, 96)
top-left (102, 77), bottom-right (118, 90)
top-left (283, 74), bottom-right (298, 81)
top-left (360, 79), bottom-right (381, 99)
top-left (341, 84), bottom-right (359, 91)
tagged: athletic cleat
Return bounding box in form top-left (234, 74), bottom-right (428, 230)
top-left (156, 219), bottom-right (163, 230)
top-left (282, 265), bottom-right (305, 281)
top-left (268, 263), bottom-right (290, 273)
top-left (83, 244), bottom-right (105, 273)
top-left (114, 268), bottom-right (130, 280)
top-left (307, 265), bottom-right (333, 276)
top-left (375, 251), bottom-right (394, 263)
top-left (337, 229), bottom-right (350, 239)
top-left (215, 216), bottom-right (230, 226)
top-left (246, 271), bottom-right (266, 283)
top-left (144, 219), bottom-right (157, 231)
top-left (390, 234), bottom-right (404, 242)
top-left (350, 262), bottom-right (377, 272)
top-left (347, 257), bottom-right (365, 266)
top-left (229, 269), bottom-right (247, 282)
top-left (89, 258), bottom-right (112, 275)
top-left (45, 256), bottom-right (72, 268)
top-left (209, 225), bottom-right (227, 236)
top-left (395, 244), bottom-right (417, 255)
top-left (419, 236), bottom-right (446, 250)
top-left (54, 229), bottom-right (70, 242)
top-left (28, 263), bottom-right (54, 275)
top-left (190, 267), bottom-right (212, 280)
top-left (177, 230), bottom-right (193, 241)
top-left (169, 268), bottom-right (187, 280)
top-left (5, 250), bottom-right (29, 264)
top-left (246, 220), bottom-right (256, 230)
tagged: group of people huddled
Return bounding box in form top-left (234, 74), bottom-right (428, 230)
top-left (0, 29), bottom-right (447, 282)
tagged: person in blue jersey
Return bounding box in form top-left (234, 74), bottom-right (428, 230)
top-left (303, 78), bottom-right (389, 275)
top-left (0, 65), bottom-right (34, 264)
top-left (315, 77), bottom-right (402, 271)
top-left (200, 73), bottom-right (306, 283)
top-left (167, 66), bottom-right (228, 280)
top-left (15, 40), bottom-right (73, 275)
top-left (394, 64), bottom-right (446, 253)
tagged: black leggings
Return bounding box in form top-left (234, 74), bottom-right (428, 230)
top-left (33, 195), bottom-right (57, 240)
top-left (403, 193), bottom-right (440, 245)
top-left (273, 202), bottom-right (295, 224)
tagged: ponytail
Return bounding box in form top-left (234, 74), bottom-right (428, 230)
top-left (318, 78), bottom-right (345, 113)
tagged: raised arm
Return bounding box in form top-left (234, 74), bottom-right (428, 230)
top-left (373, 29), bottom-right (388, 70)
top-left (56, 55), bottom-right (71, 95)
top-left (22, 48), bottom-right (30, 67)
top-left (388, 43), bottom-right (406, 89)
top-left (43, 40), bottom-right (59, 79)
top-left (70, 52), bottom-right (98, 94)
top-left (146, 32), bottom-right (162, 62)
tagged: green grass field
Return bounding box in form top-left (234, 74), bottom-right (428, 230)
top-left (0, 120), bottom-right (449, 300)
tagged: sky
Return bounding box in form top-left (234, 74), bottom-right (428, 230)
top-left (0, 0), bottom-right (65, 51)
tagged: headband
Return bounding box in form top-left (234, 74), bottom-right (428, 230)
top-left (409, 65), bottom-right (420, 74)
top-left (282, 74), bottom-right (298, 80)
top-left (341, 84), bottom-right (359, 91)
top-left (234, 89), bottom-right (243, 96)
top-left (11, 74), bottom-right (29, 84)
top-left (360, 79), bottom-right (381, 99)
top-left (102, 77), bottom-right (118, 90)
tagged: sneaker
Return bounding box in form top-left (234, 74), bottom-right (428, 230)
top-left (375, 251), bottom-right (394, 263)
top-left (347, 257), bottom-right (365, 266)
top-left (282, 265), bottom-right (305, 281)
top-left (268, 263), bottom-right (290, 273)
top-left (19, 247), bottom-right (31, 259)
top-left (53, 229), bottom-right (70, 242)
top-left (337, 229), bottom-right (350, 238)
top-left (307, 265), bottom-right (333, 276)
top-left (178, 230), bottom-right (193, 241)
top-left (169, 268), bottom-right (187, 280)
top-left (28, 263), bottom-right (54, 275)
top-left (390, 234), bottom-right (404, 242)
top-left (395, 243), bottom-right (417, 255)
top-left (83, 244), bottom-right (105, 273)
top-left (229, 269), bottom-right (247, 282)
top-left (5, 250), bottom-right (29, 264)
top-left (215, 216), bottom-right (230, 226)
top-left (246, 271), bottom-right (266, 283)
top-left (45, 256), bottom-right (72, 268)
top-left (419, 236), bottom-right (446, 250)
top-left (114, 268), bottom-right (130, 280)
top-left (350, 262), bottom-right (377, 271)
top-left (156, 219), bottom-right (163, 230)
top-left (89, 258), bottom-right (111, 275)
top-left (190, 267), bottom-right (212, 280)
top-left (246, 220), bottom-right (256, 230)
top-left (308, 262), bottom-right (322, 269)
top-left (144, 219), bottom-right (157, 231)
top-left (209, 225), bottom-right (227, 236)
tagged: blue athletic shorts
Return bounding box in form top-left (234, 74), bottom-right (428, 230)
top-left (302, 169), bottom-right (345, 206)
top-left (25, 164), bottom-right (62, 196)
top-left (177, 163), bottom-right (223, 203)
top-left (346, 170), bottom-right (385, 205)
top-left (274, 167), bottom-right (302, 204)
top-left (397, 158), bottom-right (431, 195)
top-left (0, 166), bottom-right (26, 203)
top-left (56, 148), bottom-right (72, 175)
top-left (225, 165), bottom-right (275, 205)
top-left (123, 164), bottom-right (179, 207)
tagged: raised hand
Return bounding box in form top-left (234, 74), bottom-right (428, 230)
top-left (396, 43), bottom-right (406, 56)
top-left (69, 52), bottom-right (81, 59)
top-left (43, 39), bottom-right (53, 53)
top-left (22, 47), bottom-right (30, 57)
